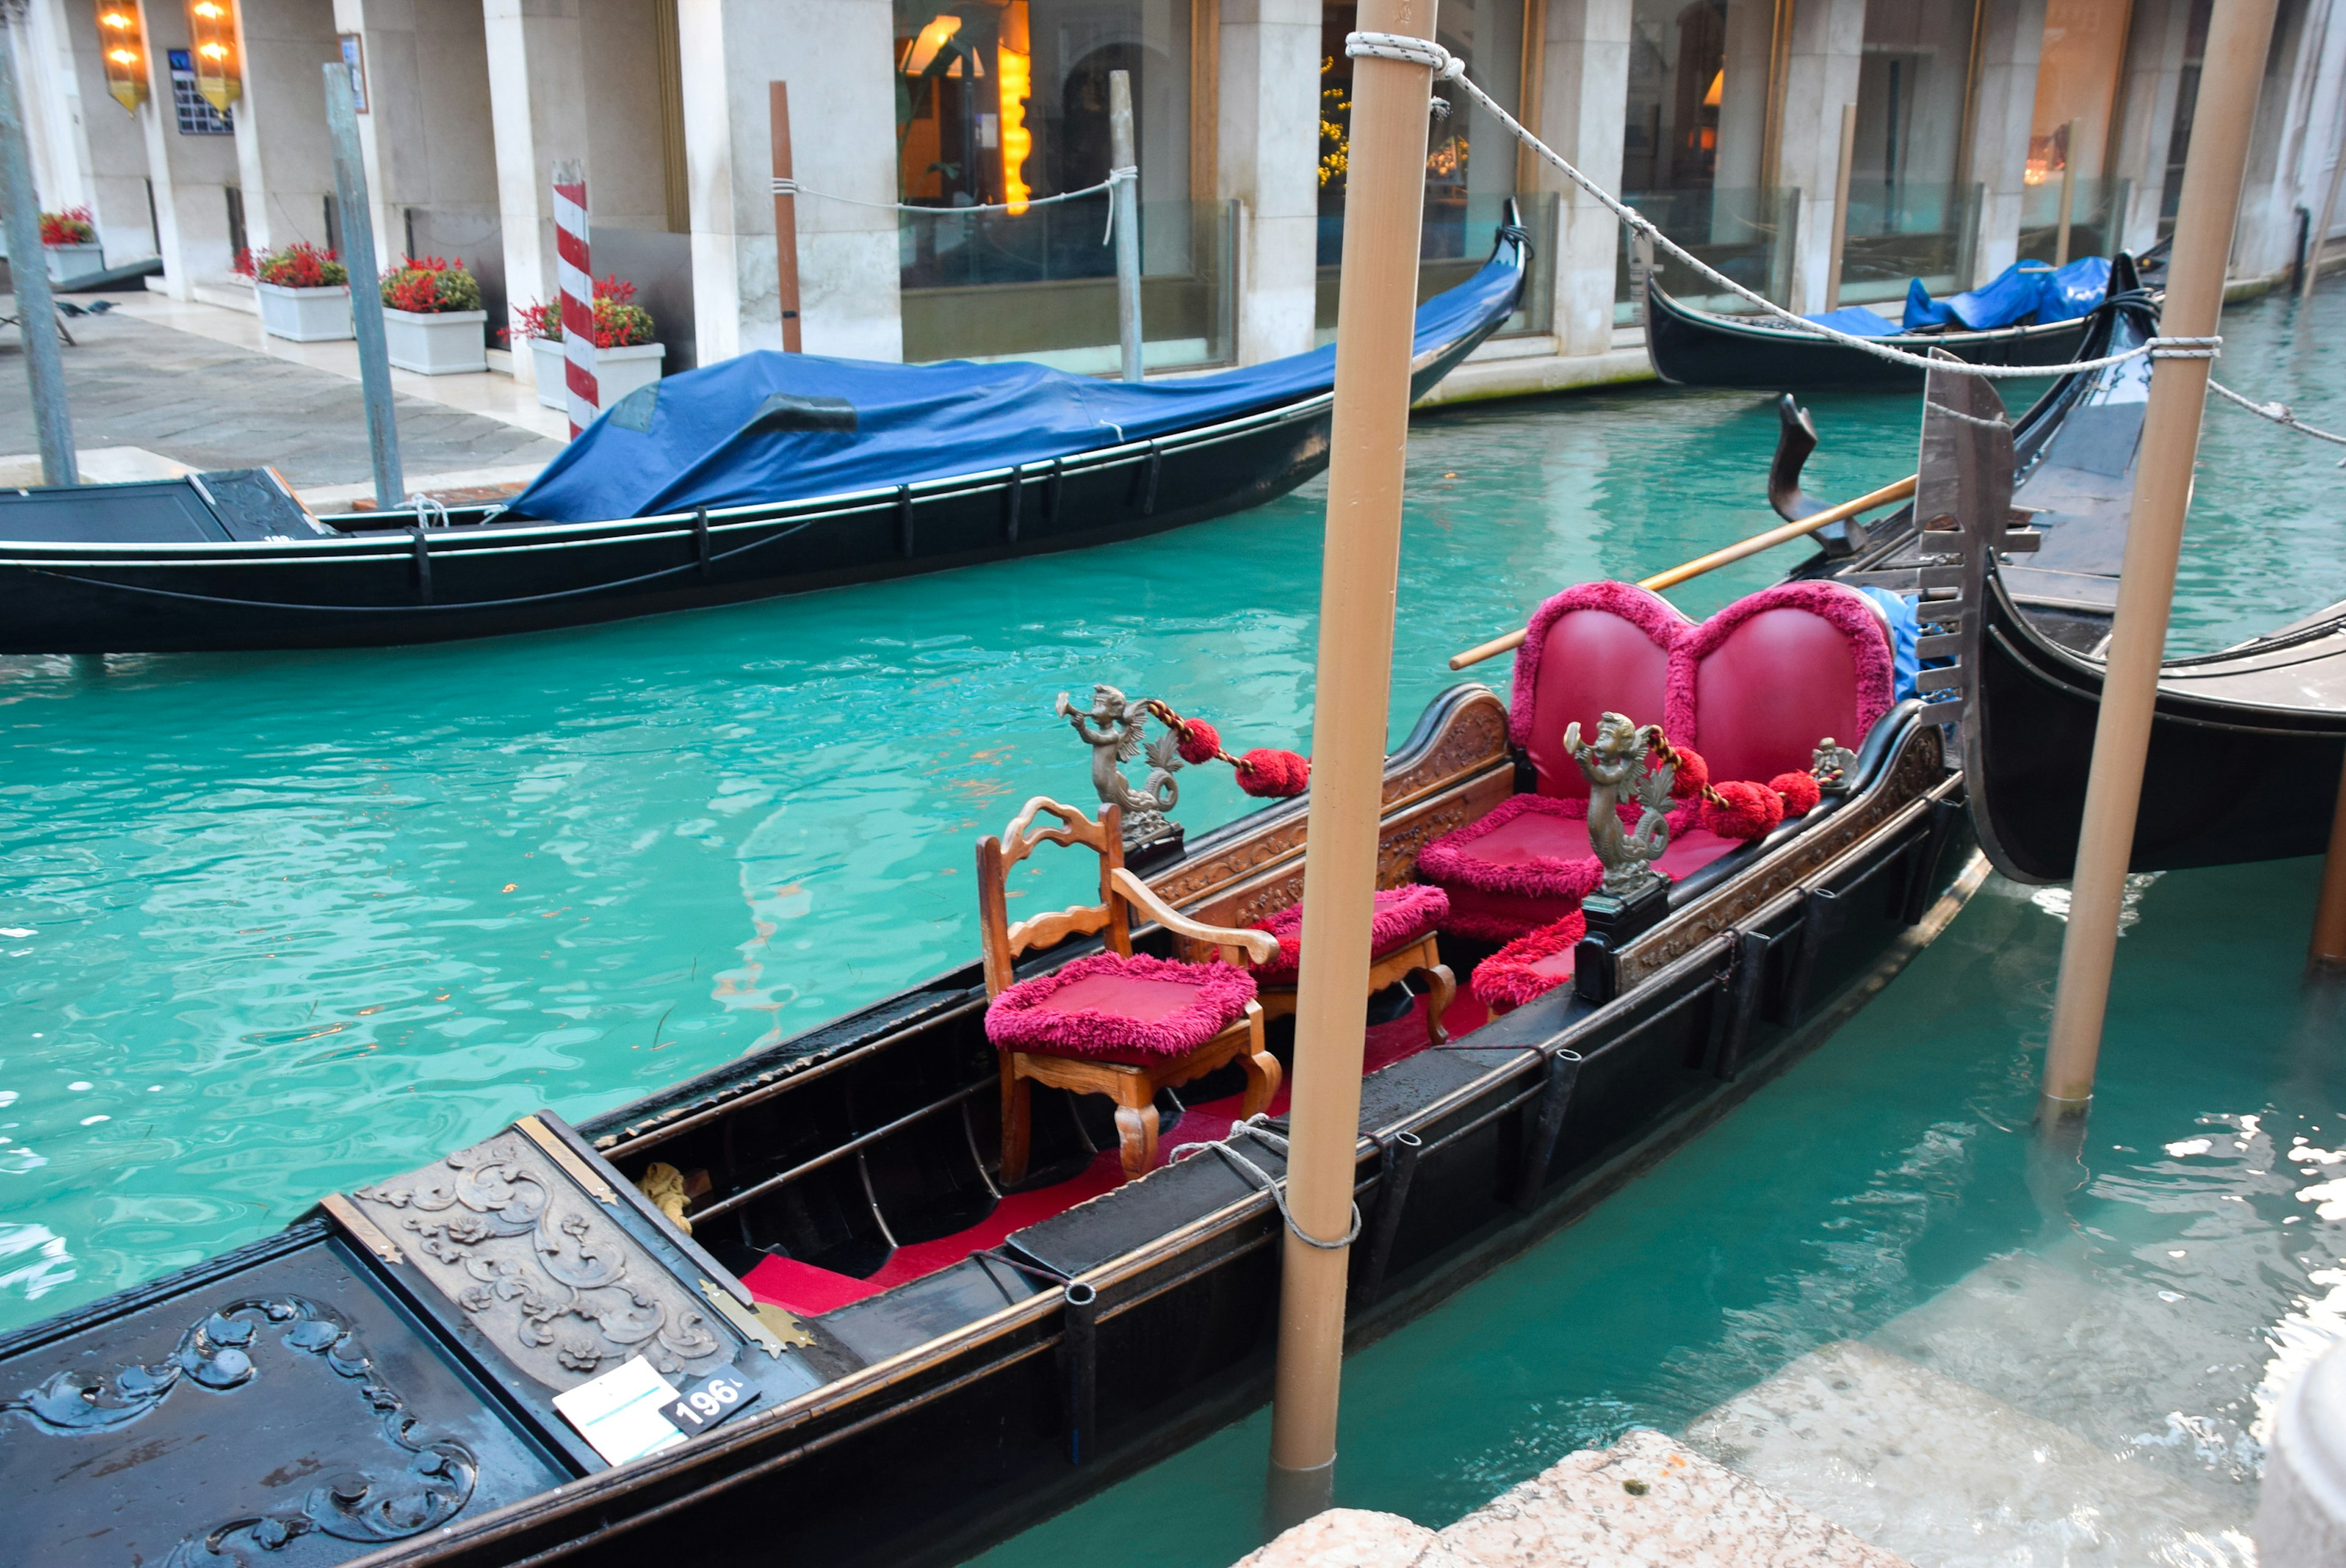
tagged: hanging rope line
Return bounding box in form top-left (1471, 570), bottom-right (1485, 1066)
top-left (1344, 30), bottom-right (2199, 381)
top-left (773, 167), bottom-right (1138, 241)
top-left (2205, 377), bottom-right (2346, 450)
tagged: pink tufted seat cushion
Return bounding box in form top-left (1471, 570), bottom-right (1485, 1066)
top-left (1246, 883), bottom-right (1450, 986)
top-left (1416, 793), bottom-right (1738, 942)
top-left (985, 951), bottom-right (1257, 1066)
top-left (1665, 581), bottom-right (1895, 787)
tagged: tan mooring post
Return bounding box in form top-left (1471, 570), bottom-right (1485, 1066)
top-left (771, 82), bottom-right (803, 352)
top-left (1825, 102), bottom-right (1856, 311)
top-left (2314, 763), bottom-right (2346, 970)
top-left (2039, 0), bottom-right (2281, 1123)
top-left (1262, 0), bottom-right (1433, 1536)
top-left (2054, 118), bottom-right (2080, 269)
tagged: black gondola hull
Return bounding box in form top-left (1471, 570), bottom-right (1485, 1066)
top-left (0, 691), bottom-right (1979, 1568)
top-left (1968, 570), bottom-right (2346, 881)
top-left (0, 239), bottom-right (1525, 655)
top-left (1643, 274), bottom-right (2096, 391)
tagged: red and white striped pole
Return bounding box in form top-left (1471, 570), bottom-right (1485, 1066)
top-left (552, 160), bottom-right (596, 439)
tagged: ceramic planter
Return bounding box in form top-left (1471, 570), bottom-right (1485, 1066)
top-left (530, 335), bottom-right (666, 412)
top-left (44, 242), bottom-right (103, 284)
top-left (255, 280), bottom-right (353, 343)
top-left (382, 307), bottom-right (488, 374)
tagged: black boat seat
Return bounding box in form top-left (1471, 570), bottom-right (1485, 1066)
top-left (0, 469), bottom-right (329, 544)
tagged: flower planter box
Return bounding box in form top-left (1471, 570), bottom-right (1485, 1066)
top-left (382, 307), bottom-right (488, 375)
top-left (255, 280), bottom-right (353, 343)
top-left (530, 336), bottom-right (666, 412)
top-left (45, 242), bottom-right (103, 284)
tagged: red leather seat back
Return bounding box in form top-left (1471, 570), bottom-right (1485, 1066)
top-left (1510, 582), bottom-right (1689, 799)
top-left (1667, 583), bottom-right (1895, 786)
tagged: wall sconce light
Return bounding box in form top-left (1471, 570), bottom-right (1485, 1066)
top-left (183, 0), bottom-right (239, 112)
top-left (95, 1), bottom-right (149, 113)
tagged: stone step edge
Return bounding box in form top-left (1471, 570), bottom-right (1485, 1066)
top-left (1235, 1428), bottom-right (1913, 1568)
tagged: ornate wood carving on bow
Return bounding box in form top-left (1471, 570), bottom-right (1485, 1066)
top-left (351, 1131), bottom-right (729, 1391)
top-left (0, 1294), bottom-right (479, 1560)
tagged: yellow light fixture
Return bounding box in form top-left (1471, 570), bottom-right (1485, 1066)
top-left (183, 0), bottom-right (239, 112)
top-left (998, 1), bottom-right (1031, 213)
top-left (901, 14), bottom-right (961, 76)
top-left (1703, 69), bottom-right (1723, 108)
top-left (95, 1), bottom-right (149, 112)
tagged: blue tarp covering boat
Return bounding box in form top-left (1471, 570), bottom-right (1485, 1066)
top-left (513, 247), bottom-right (1527, 525)
top-left (1901, 255), bottom-right (2111, 332)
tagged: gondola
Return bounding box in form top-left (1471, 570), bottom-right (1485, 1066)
top-left (1772, 282), bottom-right (2346, 882)
top-left (0, 229), bottom-right (1526, 655)
top-left (0, 415), bottom-right (1997, 1562)
top-left (1642, 252), bottom-right (2139, 392)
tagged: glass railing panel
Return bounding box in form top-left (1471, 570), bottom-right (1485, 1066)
top-left (1836, 181), bottom-right (1980, 307)
top-left (1613, 186), bottom-right (1801, 322)
top-left (2017, 177), bottom-right (2132, 265)
top-left (1312, 190), bottom-right (1558, 343)
top-left (899, 198), bottom-right (1236, 373)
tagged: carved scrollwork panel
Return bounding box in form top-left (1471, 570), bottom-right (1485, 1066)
top-left (0, 1293), bottom-right (482, 1562)
top-left (351, 1131), bottom-right (731, 1392)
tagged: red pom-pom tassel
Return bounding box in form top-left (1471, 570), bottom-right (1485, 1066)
top-left (1665, 745), bottom-right (1709, 800)
top-left (1770, 770), bottom-right (1822, 817)
top-left (1174, 717), bottom-right (1222, 766)
top-left (1701, 779), bottom-right (1783, 841)
top-left (1235, 748), bottom-right (1310, 798)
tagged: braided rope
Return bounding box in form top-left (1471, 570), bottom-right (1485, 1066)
top-left (2206, 377), bottom-right (2346, 448)
top-left (1343, 30), bottom-right (2182, 381)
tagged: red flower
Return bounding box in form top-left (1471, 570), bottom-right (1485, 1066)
top-left (38, 206), bottom-right (95, 246)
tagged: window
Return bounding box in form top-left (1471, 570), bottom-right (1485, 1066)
top-left (1624, 0), bottom-right (1726, 195)
top-left (169, 48), bottom-right (233, 136)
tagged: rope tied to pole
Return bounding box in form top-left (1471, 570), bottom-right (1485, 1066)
top-left (771, 166), bottom-right (1139, 242)
top-left (1171, 1116), bottom-right (1364, 1250)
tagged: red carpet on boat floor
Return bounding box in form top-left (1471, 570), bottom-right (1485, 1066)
top-left (743, 990), bottom-right (1488, 1317)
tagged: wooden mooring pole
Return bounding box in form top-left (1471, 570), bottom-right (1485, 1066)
top-left (2038, 0), bottom-right (2278, 1122)
top-left (1263, 0), bottom-right (1432, 1536)
top-left (2313, 762), bottom-right (2346, 971)
top-left (771, 82), bottom-right (803, 352)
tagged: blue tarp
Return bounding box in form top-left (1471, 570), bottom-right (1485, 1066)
top-left (1901, 255), bottom-right (2111, 332)
top-left (1799, 305), bottom-right (1902, 338)
top-left (511, 248), bottom-right (1524, 523)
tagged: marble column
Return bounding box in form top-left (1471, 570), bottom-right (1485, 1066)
top-left (2234, 0), bottom-right (2325, 281)
top-left (1710, 0), bottom-right (1772, 238)
top-left (1216, 0), bottom-right (1317, 364)
top-left (484, 0), bottom-right (591, 377)
top-left (676, 0), bottom-right (900, 365)
top-left (135, 0), bottom-right (242, 294)
top-left (1532, 0), bottom-right (1629, 355)
top-left (228, 0), bottom-right (343, 257)
top-left (329, 0), bottom-right (497, 285)
top-left (1963, 0), bottom-right (2047, 286)
top-left (1772, 0), bottom-right (1863, 312)
top-left (2105, 0), bottom-right (2191, 253)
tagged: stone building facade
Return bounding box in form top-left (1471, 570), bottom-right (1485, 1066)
top-left (13, 0), bottom-right (2346, 394)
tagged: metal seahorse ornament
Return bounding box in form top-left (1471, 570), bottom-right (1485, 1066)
top-left (1056, 684), bottom-right (1184, 849)
top-left (1563, 712), bottom-right (1676, 899)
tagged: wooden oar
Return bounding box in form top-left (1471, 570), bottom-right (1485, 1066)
top-left (1446, 472), bottom-right (1919, 671)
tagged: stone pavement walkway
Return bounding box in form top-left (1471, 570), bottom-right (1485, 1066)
top-left (0, 305), bottom-right (564, 497)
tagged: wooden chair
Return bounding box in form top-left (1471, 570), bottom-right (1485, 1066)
top-left (1245, 883), bottom-right (1459, 1045)
top-left (979, 798), bottom-right (1282, 1184)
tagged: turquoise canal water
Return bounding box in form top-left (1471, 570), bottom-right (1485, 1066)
top-left (2, 285), bottom-right (2341, 1556)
